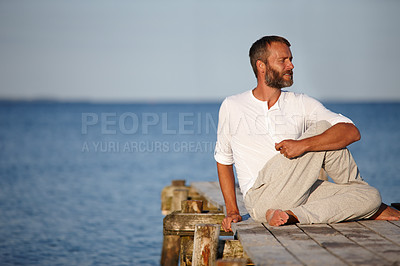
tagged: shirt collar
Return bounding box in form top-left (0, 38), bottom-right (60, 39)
top-left (269, 91), bottom-right (286, 111)
top-left (249, 89), bottom-right (286, 110)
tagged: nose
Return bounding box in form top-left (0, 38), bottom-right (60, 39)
top-left (287, 60), bottom-right (294, 70)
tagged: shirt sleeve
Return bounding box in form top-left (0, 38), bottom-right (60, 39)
top-left (214, 98), bottom-right (235, 165)
top-left (302, 94), bottom-right (354, 127)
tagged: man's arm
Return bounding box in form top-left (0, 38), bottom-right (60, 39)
top-left (275, 122), bottom-right (361, 159)
top-left (217, 162), bottom-right (242, 232)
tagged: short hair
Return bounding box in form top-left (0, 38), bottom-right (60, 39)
top-left (249, 36), bottom-right (291, 77)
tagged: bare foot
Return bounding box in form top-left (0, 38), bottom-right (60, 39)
top-left (370, 203), bottom-right (400, 221)
top-left (266, 209), bottom-right (289, 226)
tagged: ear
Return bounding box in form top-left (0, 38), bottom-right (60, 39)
top-left (256, 60), bottom-right (266, 75)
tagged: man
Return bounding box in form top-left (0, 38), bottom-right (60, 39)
top-left (214, 35), bottom-right (400, 231)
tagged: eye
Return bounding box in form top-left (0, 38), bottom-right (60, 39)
top-left (284, 58), bottom-right (293, 64)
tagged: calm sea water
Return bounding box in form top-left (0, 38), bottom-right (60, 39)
top-left (0, 101), bottom-right (399, 265)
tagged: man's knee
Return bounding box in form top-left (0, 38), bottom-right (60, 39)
top-left (300, 120), bottom-right (331, 139)
top-left (367, 187), bottom-right (382, 211)
top-left (358, 186), bottom-right (382, 217)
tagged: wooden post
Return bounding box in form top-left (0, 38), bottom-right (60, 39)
top-left (172, 180), bottom-right (186, 186)
top-left (160, 180), bottom-right (187, 265)
top-left (180, 200), bottom-right (203, 265)
top-left (172, 188), bottom-right (189, 212)
top-left (161, 179), bottom-right (187, 215)
top-left (182, 200), bottom-right (203, 213)
top-left (192, 224), bottom-right (220, 266)
top-left (216, 258), bottom-right (247, 266)
top-left (218, 239), bottom-right (248, 260)
top-left (161, 235), bottom-right (180, 266)
top-left (180, 236), bottom-right (193, 266)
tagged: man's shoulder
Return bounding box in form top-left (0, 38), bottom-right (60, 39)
top-left (225, 90), bottom-right (252, 102)
top-left (283, 91), bottom-right (319, 104)
top-left (221, 90), bottom-right (253, 109)
top-left (283, 90), bottom-right (305, 100)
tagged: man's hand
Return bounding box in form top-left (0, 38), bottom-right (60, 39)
top-left (217, 163), bottom-right (242, 232)
top-left (275, 123), bottom-right (360, 159)
top-left (222, 212), bottom-right (242, 232)
top-left (275, 139), bottom-right (308, 159)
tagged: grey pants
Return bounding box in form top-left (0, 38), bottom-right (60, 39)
top-left (244, 121), bottom-right (382, 224)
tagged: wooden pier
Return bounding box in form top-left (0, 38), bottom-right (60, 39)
top-left (161, 180), bottom-right (400, 265)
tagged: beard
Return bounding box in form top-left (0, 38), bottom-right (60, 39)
top-left (265, 65), bottom-right (293, 89)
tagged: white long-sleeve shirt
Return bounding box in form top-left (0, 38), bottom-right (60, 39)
top-left (214, 90), bottom-right (353, 197)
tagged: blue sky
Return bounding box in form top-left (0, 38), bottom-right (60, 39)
top-left (0, 0), bottom-right (399, 102)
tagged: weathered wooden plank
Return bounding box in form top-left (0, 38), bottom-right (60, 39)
top-left (358, 220), bottom-right (400, 246)
top-left (161, 180), bottom-right (190, 215)
top-left (192, 182), bottom-right (225, 211)
top-left (180, 237), bottom-right (251, 265)
top-left (172, 188), bottom-right (189, 212)
top-left (299, 223), bottom-right (387, 265)
top-left (231, 218), bottom-right (254, 235)
top-left (192, 182), bottom-right (248, 216)
top-left (264, 223), bottom-right (344, 265)
top-left (180, 236), bottom-right (193, 266)
top-left (182, 200), bottom-right (203, 213)
top-left (219, 239), bottom-right (248, 260)
top-left (389, 220), bottom-right (400, 228)
top-left (163, 212), bottom-right (226, 235)
top-left (216, 258), bottom-right (247, 266)
top-left (192, 224), bottom-right (220, 266)
top-left (160, 235), bottom-right (180, 265)
top-left (331, 222), bottom-right (400, 263)
top-left (235, 222), bottom-right (301, 265)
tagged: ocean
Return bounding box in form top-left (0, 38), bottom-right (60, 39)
top-left (0, 101), bottom-right (399, 265)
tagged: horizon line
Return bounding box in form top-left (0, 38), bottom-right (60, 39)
top-left (0, 97), bottom-right (400, 105)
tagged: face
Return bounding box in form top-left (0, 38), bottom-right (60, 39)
top-left (263, 42), bottom-right (294, 89)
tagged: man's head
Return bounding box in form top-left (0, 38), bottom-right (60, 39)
top-left (249, 36), bottom-right (294, 89)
